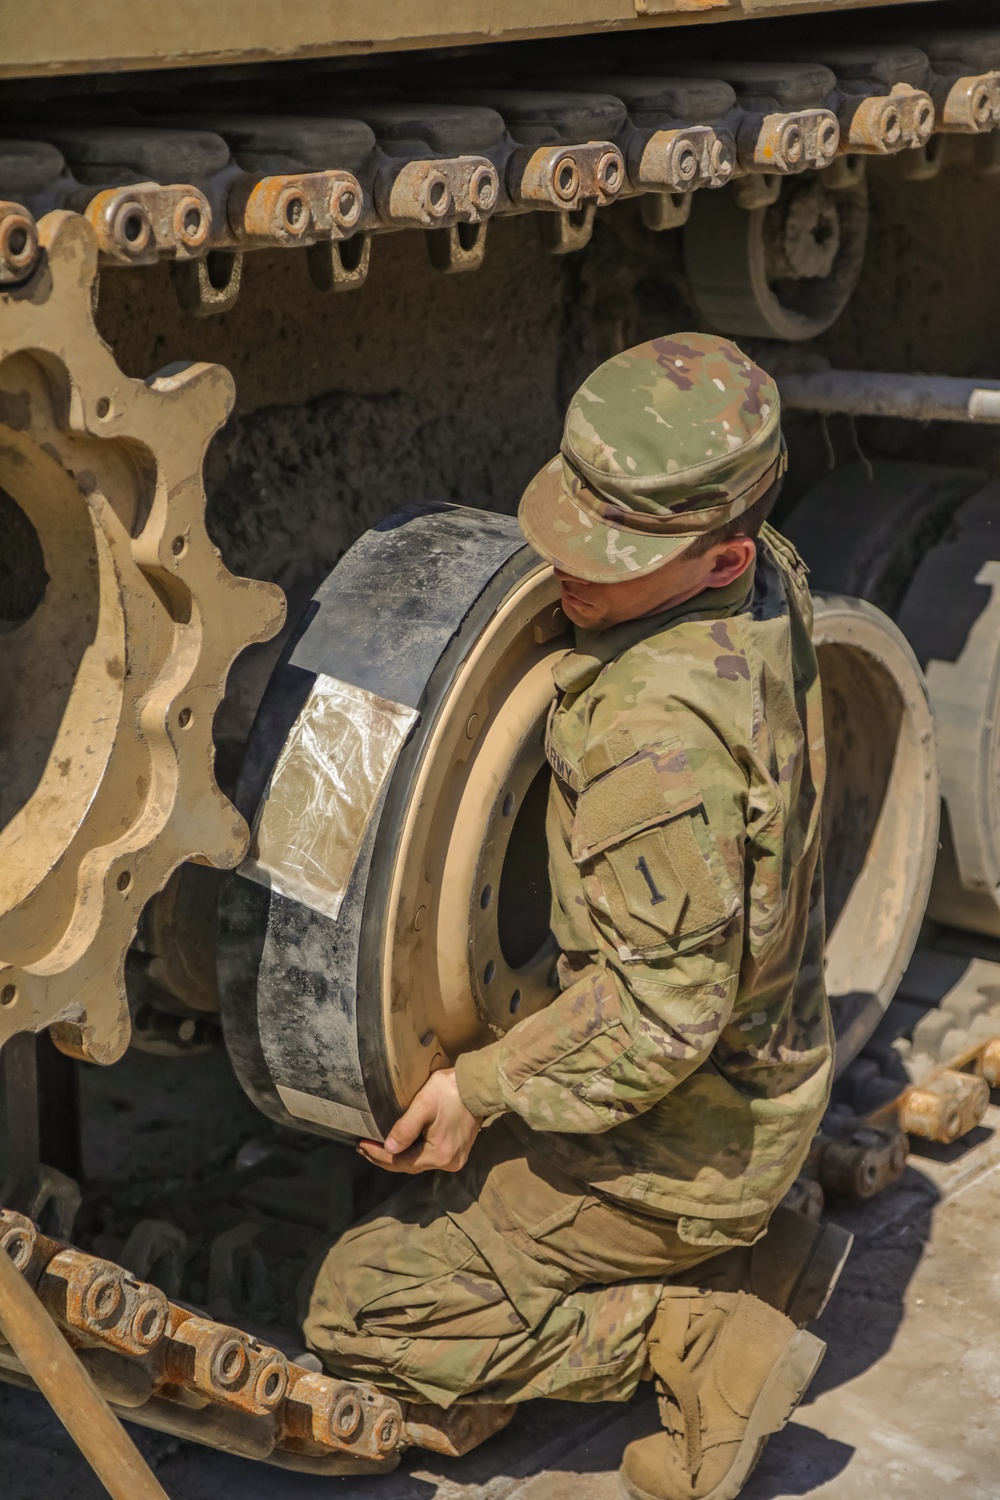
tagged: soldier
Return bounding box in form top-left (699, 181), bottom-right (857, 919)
top-left (303, 334), bottom-right (839, 1500)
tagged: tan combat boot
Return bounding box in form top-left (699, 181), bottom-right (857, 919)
top-left (620, 1289), bottom-right (825, 1500)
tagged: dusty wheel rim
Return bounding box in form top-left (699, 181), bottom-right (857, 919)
top-left (813, 594), bottom-right (939, 1070)
top-left (683, 175), bottom-right (868, 341)
top-left (379, 568), bottom-right (565, 1100)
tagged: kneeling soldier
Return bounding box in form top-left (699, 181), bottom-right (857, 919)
top-left (303, 334), bottom-right (838, 1500)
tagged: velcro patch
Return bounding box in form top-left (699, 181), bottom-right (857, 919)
top-left (571, 741), bottom-right (703, 862)
top-left (580, 727), bottom-right (640, 782)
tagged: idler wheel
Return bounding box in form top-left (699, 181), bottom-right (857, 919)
top-left (219, 506), bottom-right (569, 1140)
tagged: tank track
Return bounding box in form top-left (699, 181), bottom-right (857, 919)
top-left (0, 1202), bottom-right (518, 1471)
top-left (1, 22), bottom-right (999, 328)
top-left (0, 1205), bottom-right (405, 1474)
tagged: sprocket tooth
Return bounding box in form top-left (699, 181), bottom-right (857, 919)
top-left (0, 212), bottom-right (285, 1065)
top-left (147, 358), bottom-right (235, 427)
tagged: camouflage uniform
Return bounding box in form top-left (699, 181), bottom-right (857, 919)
top-left (304, 335), bottom-right (833, 1408)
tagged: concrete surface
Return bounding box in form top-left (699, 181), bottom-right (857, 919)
top-left (1, 1085), bottom-right (998, 1500)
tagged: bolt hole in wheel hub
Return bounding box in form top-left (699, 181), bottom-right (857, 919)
top-left (766, 179), bottom-right (842, 281)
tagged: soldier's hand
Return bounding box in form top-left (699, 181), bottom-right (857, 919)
top-left (358, 1068), bottom-right (483, 1174)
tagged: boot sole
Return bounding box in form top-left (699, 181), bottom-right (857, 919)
top-left (619, 1328), bottom-right (826, 1500)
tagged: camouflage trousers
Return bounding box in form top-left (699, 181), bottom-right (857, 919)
top-left (301, 1121), bottom-right (767, 1408)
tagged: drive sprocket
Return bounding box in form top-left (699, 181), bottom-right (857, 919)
top-left (0, 210), bottom-right (285, 1064)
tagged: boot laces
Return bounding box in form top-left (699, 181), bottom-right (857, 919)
top-left (648, 1302), bottom-right (728, 1477)
top-left (649, 1346), bottom-right (703, 1477)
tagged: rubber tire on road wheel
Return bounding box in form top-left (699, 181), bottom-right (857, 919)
top-left (219, 504), bottom-right (569, 1141)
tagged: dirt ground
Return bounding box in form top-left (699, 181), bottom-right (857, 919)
top-left (0, 1038), bottom-right (998, 1500)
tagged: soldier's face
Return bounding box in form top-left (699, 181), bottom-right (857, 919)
top-left (554, 536), bottom-right (756, 629)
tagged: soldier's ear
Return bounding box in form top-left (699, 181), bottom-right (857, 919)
top-left (705, 535), bottom-right (756, 587)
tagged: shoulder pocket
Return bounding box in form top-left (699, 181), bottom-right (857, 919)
top-left (572, 742), bottom-right (738, 957)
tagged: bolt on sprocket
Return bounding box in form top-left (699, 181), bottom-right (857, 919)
top-left (0, 210), bottom-right (285, 1064)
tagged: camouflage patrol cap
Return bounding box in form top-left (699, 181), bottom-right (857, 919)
top-left (518, 333), bottom-right (786, 584)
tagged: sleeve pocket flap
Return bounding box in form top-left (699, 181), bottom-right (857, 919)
top-left (571, 745), bottom-right (703, 863)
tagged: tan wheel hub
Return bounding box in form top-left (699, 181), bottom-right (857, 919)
top-left (381, 568), bottom-right (565, 1103)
